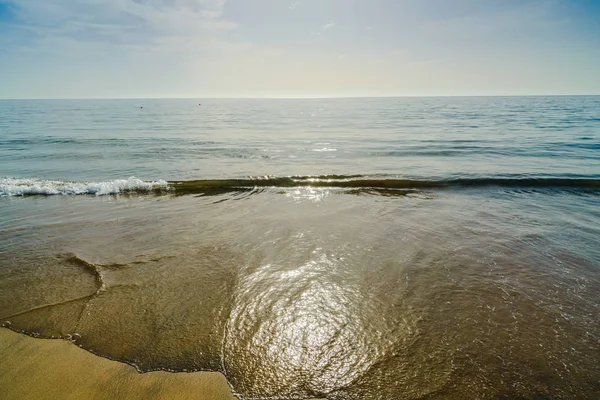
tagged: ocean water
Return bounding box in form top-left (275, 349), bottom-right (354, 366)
top-left (1, 97), bottom-right (599, 399)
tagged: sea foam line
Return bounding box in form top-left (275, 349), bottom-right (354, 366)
top-left (0, 177), bottom-right (169, 197)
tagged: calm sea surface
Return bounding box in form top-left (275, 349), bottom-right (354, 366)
top-left (1, 97), bottom-right (599, 399)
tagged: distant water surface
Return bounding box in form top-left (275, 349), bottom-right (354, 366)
top-left (0, 97), bottom-right (599, 400)
top-left (1, 96), bottom-right (598, 181)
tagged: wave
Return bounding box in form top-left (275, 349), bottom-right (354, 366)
top-left (0, 177), bottom-right (168, 196)
top-left (171, 176), bottom-right (600, 193)
top-left (2, 175), bottom-right (599, 197)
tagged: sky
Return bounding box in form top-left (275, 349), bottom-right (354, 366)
top-left (0, 0), bottom-right (599, 98)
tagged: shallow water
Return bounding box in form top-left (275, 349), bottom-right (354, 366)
top-left (1, 97), bottom-right (599, 399)
top-left (1, 186), bottom-right (599, 399)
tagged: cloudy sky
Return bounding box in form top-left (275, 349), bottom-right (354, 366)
top-left (1, 0), bottom-right (599, 98)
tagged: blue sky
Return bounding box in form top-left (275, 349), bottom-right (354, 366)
top-left (0, 0), bottom-right (599, 98)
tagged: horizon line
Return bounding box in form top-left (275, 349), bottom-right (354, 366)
top-left (1, 94), bottom-right (600, 101)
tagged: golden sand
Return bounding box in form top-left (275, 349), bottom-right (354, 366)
top-left (0, 328), bottom-right (237, 400)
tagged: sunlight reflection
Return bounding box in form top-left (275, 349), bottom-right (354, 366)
top-left (224, 250), bottom-right (382, 396)
top-left (286, 187), bottom-right (330, 202)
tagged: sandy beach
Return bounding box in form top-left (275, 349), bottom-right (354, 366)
top-left (0, 328), bottom-right (237, 400)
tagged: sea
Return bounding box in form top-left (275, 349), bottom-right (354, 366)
top-left (1, 96), bottom-right (599, 399)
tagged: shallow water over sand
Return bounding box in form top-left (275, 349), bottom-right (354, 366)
top-left (1, 187), bottom-right (598, 399)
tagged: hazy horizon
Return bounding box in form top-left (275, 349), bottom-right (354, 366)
top-left (3, 94), bottom-right (600, 101)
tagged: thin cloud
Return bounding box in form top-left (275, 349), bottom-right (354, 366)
top-left (5, 0), bottom-right (236, 44)
top-left (311, 21), bottom-right (334, 36)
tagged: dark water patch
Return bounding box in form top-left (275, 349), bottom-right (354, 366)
top-left (563, 141), bottom-right (600, 150)
top-left (170, 177), bottom-right (600, 195)
top-left (292, 174), bottom-right (365, 180)
top-left (191, 187), bottom-right (253, 198)
top-left (345, 188), bottom-right (422, 197)
top-left (0, 137), bottom-right (219, 147)
top-left (500, 187), bottom-right (600, 197)
top-left (205, 188), bottom-right (266, 203)
top-left (0, 138), bottom-right (81, 146)
top-left (367, 146), bottom-right (599, 159)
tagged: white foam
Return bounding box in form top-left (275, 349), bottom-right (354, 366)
top-left (0, 177), bottom-right (169, 197)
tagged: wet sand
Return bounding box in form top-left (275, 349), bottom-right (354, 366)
top-left (0, 328), bottom-right (237, 400)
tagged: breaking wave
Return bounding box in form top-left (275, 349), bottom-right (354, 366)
top-left (0, 177), bottom-right (168, 196)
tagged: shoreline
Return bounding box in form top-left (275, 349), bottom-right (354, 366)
top-left (0, 328), bottom-right (237, 400)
